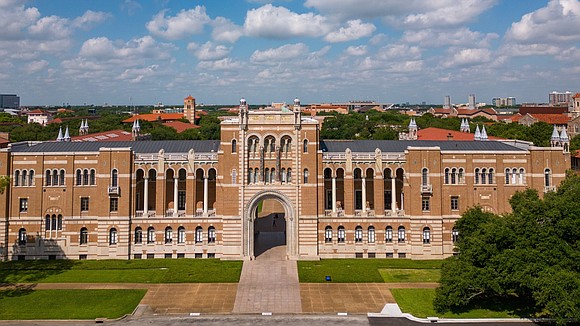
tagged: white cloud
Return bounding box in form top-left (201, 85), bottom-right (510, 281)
top-left (197, 58), bottom-right (242, 71)
top-left (441, 48), bottom-right (492, 68)
top-left (146, 6), bottom-right (211, 40)
top-left (118, 65), bottom-right (160, 83)
top-left (211, 17), bottom-right (244, 43)
top-left (188, 41), bottom-right (231, 61)
top-left (377, 44), bottom-right (421, 61)
top-left (324, 20), bottom-right (375, 43)
top-left (0, 4), bottom-right (40, 40)
top-left (28, 15), bottom-right (71, 39)
top-left (250, 43), bottom-right (309, 63)
top-left (506, 0), bottom-right (580, 44)
top-left (402, 28), bottom-right (498, 48)
top-left (72, 10), bottom-right (111, 30)
top-left (244, 4), bottom-right (330, 39)
top-left (24, 59), bottom-right (48, 74)
top-left (79, 36), bottom-right (175, 62)
top-left (345, 45), bottom-right (367, 56)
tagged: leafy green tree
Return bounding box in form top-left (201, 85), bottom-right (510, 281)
top-left (435, 174), bottom-right (580, 323)
top-left (0, 176), bottom-right (10, 194)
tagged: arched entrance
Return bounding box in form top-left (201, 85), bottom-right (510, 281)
top-left (244, 191), bottom-right (297, 260)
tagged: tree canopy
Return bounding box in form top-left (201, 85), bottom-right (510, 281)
top-left (435, 173), bottom-right (580, 323)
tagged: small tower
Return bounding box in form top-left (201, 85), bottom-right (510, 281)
top-left (239, 98), bottom-right (248, 131)
top-left (56, 126), bottom-right (64, 142)
top-left (132, 119), bottom-right (141, 140)
top-left (474, 125), bottom-right (481, 141)
top-left (480, 125), bottom-right (488, 141)
top-left (183, 95), bottom-right (196, 125)
top-left (460, 118), bottom-right (470, 133)
top-left (550, 125), bottom-right (560, 148)
top-left (560, 127), bottom-right (570, 153)
top-left (293, 97), bottom-right (302, 130)
top-left (79, 119), bottom-right (89, 135)
top-left (408, 117), bottom-right (418, 140)
top-left (63, 126), bottom-right (71, 142)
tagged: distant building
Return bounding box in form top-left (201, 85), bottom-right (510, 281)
top-left (443, 96), bottom-right (451, 109)
top-left (468, 94), bottom-right (476, 109)
top-left (0, 94), bottom-right (20, 109)
top-left (26, 109), bottom-right (53, 125)
top-left (549, 91), bottom-right (573, 106)
top-left (492, 97), bottom-right (516, 107)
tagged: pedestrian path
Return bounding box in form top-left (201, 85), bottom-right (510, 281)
top-left (232, 245), bottom-right (302, 314)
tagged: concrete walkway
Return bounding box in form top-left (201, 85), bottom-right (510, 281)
top-left (233, 244), bottom-right (302, 314)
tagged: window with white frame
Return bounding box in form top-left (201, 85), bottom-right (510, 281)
top-left (178, 227), bottom-right (185, 244)
top-left (208, 226), bottom-right (216, 243)
top-left (444, 168), bottom-right (449, 184)
top-left (303, 139), bottom-right (308, 153)
top-left (76, 169), bottom-right (82, 186)
top-left (80, 197), bottom-right (89, 212)
top-left (18, 228), bottom-right (26, 245)
top-left (111, 169), bottom-right (118, 187)
top-left (109, 228), bottom-right (118, 245)
top-left (488, 168), bottom-right (494, 184)
top-left (324, 226), bottom-right (332, 243)
top-left (19, 198), bottom-right (28, 212)
top-left (475, 168), bottom-right (480, 184)
top-left (368, 226), bottom-right (375, 243)
top-left (421, 168), bottom-right (428, 186)
top-left (14, 170), bottom-right (20, 186)
top-left (165, 227), bottom-right (173, 244)
top-left (135, 227), bottom-right (143, 244)
top-left (90, 169), bottom-right (96, 185)
top-left (451, 196), bottom-right (459, 211)
top-left (385, 226), bottom-right (393, 243)
top-left (422, 196), bottom-right (430, 211)
top-left (452, 228), bottom-right (459, 243)
top-left (195, 227), bottom-right (203, 243)
top-left (398, 226), bottom-right (405, 243)
top-left (423, 227), bottom-right (431, 244)
top-left (147, 227), bottom-right (155, 244)
top-left (544, 168), bottom-right (551, 187)
top-left (303, 169), bottom-right (309, 183)
top-left (231, 139), bottom-right (237, 153)
top-left (337, 226), bottom-right (345, 243)
top-left (355, 226), bottom-right (363, 243)
top-left (80, 228), bottom-right (88, 244)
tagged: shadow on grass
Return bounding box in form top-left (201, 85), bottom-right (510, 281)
top-left (448, 295), bottom-right (539, 318)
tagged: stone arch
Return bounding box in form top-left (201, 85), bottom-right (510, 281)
top-left (243, 190), bottom-right (297, 259)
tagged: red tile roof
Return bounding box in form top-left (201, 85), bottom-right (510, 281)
top-left (184, 95), bottom-right (195, 100)
top-left (417, 127), bottom-right (502, 141)
top-left (71, 130), bottom-right (133, 142)
top-left (529, 114), bottom-right (569, 125)
top-left (162, 121), bottom-right (200, 133)
top-left (456, 108), bottom-right (497, 116)
top-left (123, 113), bottom-right (185, 123)
top-left (27, 109), bottom-right (50, 115)
top-left (431, 108), bottom-right (453, 114)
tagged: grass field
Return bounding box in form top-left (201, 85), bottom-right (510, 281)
top-left (379, 268), bottom-right (440, 283)
top-left (0, 259), bottom-right (242, 283)
top-left (0, 289), bottom-right (146, 320)
top-left (298, 259), bottom-right (442, 283)
top-left (391, 289), bottom-right (520, 319)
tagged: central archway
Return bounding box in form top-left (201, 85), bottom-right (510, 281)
top-left (244, 191), bottom-right (297, 260)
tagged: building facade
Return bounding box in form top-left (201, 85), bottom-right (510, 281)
top-left (0, 94), bottom-right (20, 109)
top-left (0, 100), bottom-right (570, 261)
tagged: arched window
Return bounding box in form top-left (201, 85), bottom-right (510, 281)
top-left (111, 169), bottom-right (118, 187)
top-left (80, 227), bottom-right (88, 244)
top-left (474, 168), bottom-right (480, 184)
top-left (90, 169), bottom-right (96, 185)
top-left (385, 226), bottom-right (393, 243)
top-left (488, 168), bottom-right (494, 184)
top-left (519, 168), bottom-right (525, 184)
top-left (253, 168), bottom-right (259, 183)
top-left (324, 226), bottom-right (332, 243)
top-left (265, 168), bottom-right (270, 183)
top-left (231, 139), bottom-right (237, 153)
top-left (512, 168), bottom-right (517, 184)
top-left (52, 170), bottom-right (58, 186)
top-left (337, 226), bottom-right (345, 243)
top-left (481, 168), bottom-right (487, 184)
top-left (355, 226), bottom-right (363, 243)
top-left (248, 168), bottom-right (253, 184)
top-left (109, 228), bottom-right (118, 245)
top-left (147, 227), bottom-right (155, 244)
top-left (421, 168), bottom-right (428, 186)
top-left (444, 168), bottom-right (449, 184)
top-left (178, 226), bottom-right (186, 244)
top-left (208, 226), bottom-right (216, 243)
top-left (287, 169), bottom-right (292, 183)
top-left (134, 227), bottom-right (143, 244)
top-left (422, 227), bottom-right (431, 244)
top-left (83, 169), bottom-right (89, 185)
top-left (452, 228), bottom-right (459, 243)
top-left (303, 169), bottom-right (309, 183)
top-left (76, 169), bottom-right (82, 186)
top-left (544, 168), bottom-right (551, 187)
top-left (59, 169), bottom-right (65, 186)
top-left (21, 170), bottom-right (27, 186)
top-left (165, 227), bottom-right (173, 244)
top-left (270, 168), bottom-right (276, 183)
top-left (281, 168), bottom-right (286, 182)
top-left (303, 139), bottom-right (308, 153)
top-left (29, 170), bottom-right (34, 186)
top-left (57, 214), bottom-right (63, 230)
top-left (398, 226), bottom-right (406, 243)
top-left (451, 168), bottom-right (457, 184)
top-left (14, 170), bottom-right (20, 186)
top-left (195, 227), bottom-right (203, 243)
top-left (18, 228), bottom-right (26, 245)
top-left (368, 226), bottom-right (375, 243)
top-left (46, 170), bottom-right (51, 186)
top-left (505, 168), bottom-right (511, 184)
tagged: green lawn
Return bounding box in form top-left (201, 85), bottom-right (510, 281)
top-left (0, 289), bottom-right (146, 320)
top-left (391, 289), bottom-right (520, 319)
top-left (298, 259), bottom-right (442, 283)
top-left (379, 269), bottom-right (440, 283)
top-left (0, 259), bottom-right (242, 283)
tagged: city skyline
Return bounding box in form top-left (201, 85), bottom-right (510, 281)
top-left (0, 0), bottom-right (579, 106)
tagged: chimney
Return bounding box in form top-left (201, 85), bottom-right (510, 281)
top-left (447, 133), bottom-right (453, 140)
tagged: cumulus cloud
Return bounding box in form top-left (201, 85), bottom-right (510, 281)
top-left (211, 17), bottom-right (244, 43)
top-left (506, 0), bottom-right (580, 44)
top-left (250, 43), bottom-right (309, 63)
top-left (188, 41), bottom-right (231, 61)
top-left (402, 28), bottom-right (498, 48)
top-left (345, 45), bottom-right (367, 56)
top-left (244, 4), bottom-right (330, 39)
top-left (79, 36), bottom-right (175, 61)
top-left (118, 65), bottom-right (160, 83)
top-left (197, 58), bottom-right (242, 71)
top-left (24, 59), bottom-right (48, 74)
top-left (146, 6), bottom-right (211, 40)
top-left (441, 48), bottom-right (492, 68)
top-left (324, 20), bottom-right (375, 43)
top-left (72, 10), bottom-right (111, 29)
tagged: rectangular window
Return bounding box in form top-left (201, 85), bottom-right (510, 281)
top-left (80, 197), bottom-right (89, 212)
top-left (19, 198), bottom-right (28, 212)
top-left (450, 196), bottom-right (459, 211)
top-left (109, 198), bottom-right (118, 212)
top-left (421, 196), bottom-right (430, 212)
top-left (178, 191), bottom-right (186, 210)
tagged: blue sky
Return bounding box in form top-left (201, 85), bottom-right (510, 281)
top-left (1, 0), bottom-right (579, 106)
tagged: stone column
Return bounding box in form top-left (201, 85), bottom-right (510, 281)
top-left (361, 177), bottom-right (367, 213)
top-left (143, 178), bottom-right (149, 215)
top-left (173, 177), bottom-right (178, 217)
top-left (332, 176), bottom-right (337, 213)
top-left (203, 176), bottom-right (209, 214)
top-left (391, 177), bottom-right (396, 213)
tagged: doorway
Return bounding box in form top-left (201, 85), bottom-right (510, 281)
top-left (253, 199), bottom-right (286, 259)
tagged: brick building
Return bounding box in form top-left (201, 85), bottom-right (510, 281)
top-left (0, 99), bottom-right (570, 261)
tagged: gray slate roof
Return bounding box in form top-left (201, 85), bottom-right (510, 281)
top-left (11, 140), bottom-right (220, 153)
top-left (321, 140), bottom-right (526, 152)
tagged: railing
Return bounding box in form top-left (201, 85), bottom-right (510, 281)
top-left (135, 210), bottom-right (143, 217)
top-left (324, 210), bottom-right (332, 217)
top-left (367, 210), bottom-right (375, 217)
top-left (194, 209), bottom-right (216, 217)
top-left (135, 153), bottom-right (217, 162)
top-left (177, 210), bottom-right (186, 217)
top-left (544, 185), bottom-right (556, 193)
top-left (421, 184), bottom-right (433, 194)
top-left (108, 186), bottom-right (120, 195)
top-left (165, 209), bottom-right (174, 217)
top-left (322, 152), bottom-right (406, 162)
